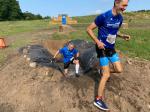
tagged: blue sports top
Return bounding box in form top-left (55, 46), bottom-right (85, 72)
top-left (94, 9), bottom-right (123, 49)
top-left (59, 46), bottom-right (78, 63)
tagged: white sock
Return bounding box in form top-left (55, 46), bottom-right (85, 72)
top-left (75, 64), bottom-right (79, 74)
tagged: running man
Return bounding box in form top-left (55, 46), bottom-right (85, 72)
top-left (87, 0), bottom-right (130, 111)
top-left (53, 42), bottom-right (80, 77)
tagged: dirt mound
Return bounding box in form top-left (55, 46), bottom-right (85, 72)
top-left (0, 40), bottom-right (150, 112)
top-left (43, 39), bottom-right (68, 55)
top-left (0, 54), bottom-right (96, 112)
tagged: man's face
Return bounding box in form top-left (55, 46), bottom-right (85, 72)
top-left (116, 0), bottom-right (129, 14)
top-left (68, 44), bottom-right (74, 51)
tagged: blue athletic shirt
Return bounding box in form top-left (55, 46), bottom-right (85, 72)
top-left (59, 46), bottom-right (78, 63)
top-left (94, 9), bottom-right (123, 49)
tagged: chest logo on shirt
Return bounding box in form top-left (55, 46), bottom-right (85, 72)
top-left (106, 22), bottom-right (120, 28)
top-left (65, 51), bottom-right (73, 56)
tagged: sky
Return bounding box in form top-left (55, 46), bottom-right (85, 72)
top-left (18, 0), bottom-right (150, 17)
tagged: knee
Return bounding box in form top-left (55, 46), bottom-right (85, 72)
top-left (75, 60), bottom-right (79, 64)
top-left (116, 68), bottom-right (123, 73)
top-left (102, 71), bottom-right (110, 80)
top-left (102, 74), bottom-right (110, 82)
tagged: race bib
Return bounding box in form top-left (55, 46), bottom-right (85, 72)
top-left (106, 34), bottom-right (116, 44)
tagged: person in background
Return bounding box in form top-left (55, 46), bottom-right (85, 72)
top-left (53, 42), bottom-right (80, 77)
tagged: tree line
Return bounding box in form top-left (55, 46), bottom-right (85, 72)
top-left (134, 10), bottom-right (150, 13)
top-left (0, 0), bottom-right (50, 21)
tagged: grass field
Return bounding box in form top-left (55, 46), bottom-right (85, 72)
top-left (0, 12), bottom-right (150, 64)
top-left (0, 20), bottom-right (51, 36)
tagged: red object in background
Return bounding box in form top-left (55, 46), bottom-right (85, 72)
top-left (0, 38), bottom-right (7, 48)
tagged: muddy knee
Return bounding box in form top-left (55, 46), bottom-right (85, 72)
top-left (116, 68), bottom-right (123, 73)
top-left (102, 70), bottom-right (110, 80)
top-left (74, 60), bottom-right (79, 64)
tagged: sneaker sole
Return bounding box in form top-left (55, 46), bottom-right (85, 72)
top-left (94, 102), bottom-right (109, 111)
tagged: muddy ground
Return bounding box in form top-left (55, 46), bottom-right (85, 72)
top-left (0, 29), bottom-right (150, 112)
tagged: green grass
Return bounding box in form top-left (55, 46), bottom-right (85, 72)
top-left (117, 28), bottom-right (150, 60)
top-left (73, 15), bottom-right (96, 23)
top-left (51, 30), bottom-right (91, 40)
top-left (0, 19), bottom-right (50, 36)
top-left (0, 52), bottom-right (7, 64)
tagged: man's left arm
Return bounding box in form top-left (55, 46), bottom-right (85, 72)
top-left (117, 31), bottom-right (131, 41)
top-left (117, 17), bottom-right (131, 41)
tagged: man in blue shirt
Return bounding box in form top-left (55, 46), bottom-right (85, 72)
top-left (87, 0), bottom-right (130, 111)
top-left (53, 42), bottom-right (80, 77)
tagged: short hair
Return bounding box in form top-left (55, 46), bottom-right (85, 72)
top-left (68, 42), bottom-right (75, 47)
top-left (114, 0), bottom-right (122, 6)
top-left (68, 42), bottom-right (74, 45)
top-left (114, 0), bottom-right (129, 6)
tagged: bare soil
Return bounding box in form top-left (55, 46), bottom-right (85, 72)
top-left (0, 29), bottom-right (150, 112)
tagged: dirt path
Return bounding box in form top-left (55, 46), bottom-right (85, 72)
top-left (0, 29), bottom-right (150, 112)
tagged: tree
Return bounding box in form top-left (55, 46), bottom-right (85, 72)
top-left (44, 16), bottom-right (51, 20)
top-left (8, 0), bottom-right (23, 20)
top-left (22, 12), bottom-right (43, 20)
top-left (0, 0), bottom-right (23, 21)
top-left (0, 0), bottom-right (44, 21)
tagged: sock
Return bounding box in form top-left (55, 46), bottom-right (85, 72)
top-left (75, 64), bottom-right (79, 74)
top-left (96, 96), bottom-right (103, 100)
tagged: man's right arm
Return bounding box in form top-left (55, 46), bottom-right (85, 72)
top-left (86, 22), bottom-right (98, 43)
top-left (86, 22), bottom-right (105, 49)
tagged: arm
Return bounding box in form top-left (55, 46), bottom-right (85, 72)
top-left (53, 50), bottom-right (60, 59)
top-left (117, 31), bottom-right (131, 41)
top-left (73, 51), bottom-right (79, 60)
top-left (76, 52), bottom-right (79, 58)
top-left (86, 22), bottom-right (105, 49)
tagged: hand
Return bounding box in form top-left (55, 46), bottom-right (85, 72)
top-left (51, 57), bottom-right (55, 62)
top-left (97, 41), bottom-right (105, 49)
top-left (75, 57), bottom-right (80, 60)
top-left (123, 34), bottom-right (131, 41)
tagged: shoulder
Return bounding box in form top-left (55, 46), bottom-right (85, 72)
top-left (103, 10), bottom-right (112, 18)
top-left (96, 12), bottom-right (105, 19)
top-left (73, 48), bottom-right (78, 52)
top-left (63, 46), bottom-right (68, 51)
top-left (60, 46), bottom-right (67, 51)
top-left (95, 12), bottom-right (105, 25)
top-left (96, 10), bottom-right (112, 20)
